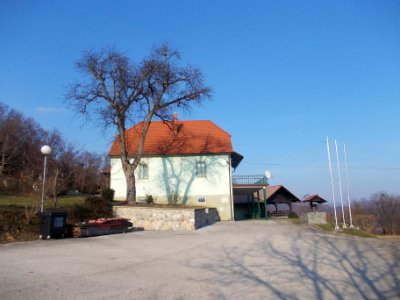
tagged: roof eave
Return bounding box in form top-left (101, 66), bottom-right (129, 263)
top-left (231, 151), bottom-right (244, 170)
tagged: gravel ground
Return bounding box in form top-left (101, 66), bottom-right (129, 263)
top-left (0, 220), bottom-right (399, 300)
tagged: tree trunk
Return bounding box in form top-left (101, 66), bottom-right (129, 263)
top-left (126, 169), bottom-right (136, 205)
top-left (0, 135), bottom-right (9, 175)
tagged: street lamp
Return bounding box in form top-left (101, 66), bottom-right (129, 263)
top-left (40, 145), bottom-right (52, 213)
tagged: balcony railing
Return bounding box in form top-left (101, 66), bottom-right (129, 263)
top-left (232, 175), bottom-right (268, 185)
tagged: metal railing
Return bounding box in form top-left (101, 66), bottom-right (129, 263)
top-left (232, 175), bottom-right (268, 185)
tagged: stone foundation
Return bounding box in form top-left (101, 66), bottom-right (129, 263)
top-left (301, 211), bottom-right (327, 224)
top-left (113, 206), bottom-right (220, 231)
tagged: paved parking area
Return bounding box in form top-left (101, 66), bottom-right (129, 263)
top-left (1, 220), bottom-right (399, 299)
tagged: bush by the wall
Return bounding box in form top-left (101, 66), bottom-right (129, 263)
top-left (146, 195), bottom-right (154, 204)
top-left (101, 188), bottom-right (115, 202)
top-left (70, 195), bottom-right (113, 221)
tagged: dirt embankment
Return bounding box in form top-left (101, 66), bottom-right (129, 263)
top-left (0, 208), bottom-right (40, 243)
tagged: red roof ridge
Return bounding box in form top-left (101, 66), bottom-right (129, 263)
top-left (149, 119), bottom-right (231, 137)
top-left (266, 185), bottom-right (300, 202)
top-left (268, 184), bottom-right (283, 188)
top-left (303, 194), bottom-right (318, 200)
top-left (206, 120), bottom-right (232, 138)
top-left (109, 118), bottom-right (233, 156)
top-left (303, 194), bottom-right (327, 203)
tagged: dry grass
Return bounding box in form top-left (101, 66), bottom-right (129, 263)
top-left (313, 222), bottom-right (376, 238)
top-left (113, 201), bottom-right (205, 209)
top-left (0, 193), bottom-right (86, 208)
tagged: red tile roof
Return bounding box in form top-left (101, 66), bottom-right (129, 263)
top-left (265, 185), bottom-right (300, 202)
top-left (109, 120), bottom-right (233, 156)
top-left (266, 185), bottom-right (283, 199)
top-left (303, 194), bottom-right (327, 203)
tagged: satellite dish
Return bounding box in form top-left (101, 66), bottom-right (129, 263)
top-left (264, 170), bottom-right (272, 179)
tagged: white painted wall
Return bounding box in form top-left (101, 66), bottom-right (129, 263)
top-left (110, 154), bottom-right (233, 220)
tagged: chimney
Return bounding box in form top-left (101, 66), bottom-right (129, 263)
top-left (173, 112), bottom-right (179, 135)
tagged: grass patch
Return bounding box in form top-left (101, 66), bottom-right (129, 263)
top-left (0, 193), bottom-right (97, 243)
top-left (0, 193), bottom-right (39, 207)
top-left (113, 202), bottom-right (206, 209)
top-left (0, 193), bottom-right (86, 209)
top-left (313, 222), bottom-right (376, 238)
top-left (54, 195), bottom-right (86, 208)
top-left (343, 228), bottom-right (376, 238)
top-left (314, 223), bottom-right (335, 231)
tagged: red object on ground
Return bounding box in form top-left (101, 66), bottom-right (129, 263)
top-left (87, 218), bottom-right (133, 228)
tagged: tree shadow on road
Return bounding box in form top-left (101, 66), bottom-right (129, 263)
top-left (185, 227), bottom-right (400, 299)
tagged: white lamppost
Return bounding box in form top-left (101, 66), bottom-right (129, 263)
top-left (40, 145), bottom-right (52, 213)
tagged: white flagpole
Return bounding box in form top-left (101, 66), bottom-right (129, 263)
top-left (343, 144), bottom-right (354, 228)
top-left (326, 136), bottom-right (339, 230)
top-left (335, 139), bottom-right (347, 228)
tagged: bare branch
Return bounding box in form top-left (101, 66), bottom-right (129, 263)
top-left (66, 43), bottom-right (211, 204)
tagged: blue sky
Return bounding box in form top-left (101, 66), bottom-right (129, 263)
top-left (1, 0), bottom-right (399, 201)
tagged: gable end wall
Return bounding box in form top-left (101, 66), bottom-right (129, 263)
top-left (110, 154), bottom-right (233, 220)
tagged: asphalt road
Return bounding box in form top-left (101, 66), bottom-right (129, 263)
top-left (1, 220), bottom-right (399, 300)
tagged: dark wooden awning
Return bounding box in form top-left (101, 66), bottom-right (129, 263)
top-left (233, 184), bottom-right (266, 196)
top-left (265, 185), bottom-right (301, 204)
top-left (233, 184), bottom-right (300, 204)
top-left (232, 184), bottom-right (300, 219)
top-left (231, 152), bottom-right (244, 170)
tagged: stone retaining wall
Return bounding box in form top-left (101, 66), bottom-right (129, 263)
top-left (301, 211), bottom-right (327, 224)
top-left (113, 206), bottom-right (220, 231)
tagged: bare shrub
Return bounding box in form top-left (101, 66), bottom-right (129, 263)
top-left (370, 192), bottom-right (400, 235)
top-left (352, 214), bottom-right (376, 233)
top-left (352, 193), bottom-right (400, 235)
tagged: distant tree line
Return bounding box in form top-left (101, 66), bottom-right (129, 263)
top-left (351, 192), bottom-right (400, 235)
top-left (0, 101), bottom-right (106, 203)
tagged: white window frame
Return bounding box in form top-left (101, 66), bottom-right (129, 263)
top-left (138, 163), bottom-right (149, 180)
top-left (197, 197), bottom-right (207, 204)
top-left (196, 161), bottom-right (207, 178)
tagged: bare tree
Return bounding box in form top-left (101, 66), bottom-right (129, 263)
top-left (0, 101), bottom-right (106, 196)
top-left (370, 192), bottom-right (400, 235)
top-left (73, 151), bottom-right (103, 193)
top-left (67, 44), bottom-right (211, 204)
top-left (0, 104), bottom-right (46, 192)
top-left (351, 194), bottom-right (400, 235)
top-left (0, 105), bottom-right (22, 176)
top-left (351, 199), bottom-right (376, 233)
top-left (45, 130), bottom-right (76, 206)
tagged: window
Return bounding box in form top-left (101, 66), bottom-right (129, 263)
top-left (138, 197), bottom-right (147, 203)
top-left (197, 197), bottom-right (206, 204)
top-left (196, 161), bottom-right (206, 177)
top-left (138, 163), bottom-right (148, 179)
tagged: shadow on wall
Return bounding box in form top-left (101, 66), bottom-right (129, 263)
top-left (160, 154), bottom-right (227, 205)
top-left (153, 133), bottom-right (230, 205)
top-left (184, 229), bottom-right (400, 299)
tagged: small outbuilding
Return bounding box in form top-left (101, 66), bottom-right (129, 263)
top-left (265, 185), bottom-right (301, 217)
top-left (303, 194), bottom-right (327, 211)
top-left (232, 179), bottom-right (301, 220)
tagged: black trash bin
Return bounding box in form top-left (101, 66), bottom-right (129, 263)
top-left (40, 212), bottom-right (68, 239)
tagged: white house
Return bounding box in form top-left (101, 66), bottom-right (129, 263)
top-left (109, 114), bottom-right (243, 220)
